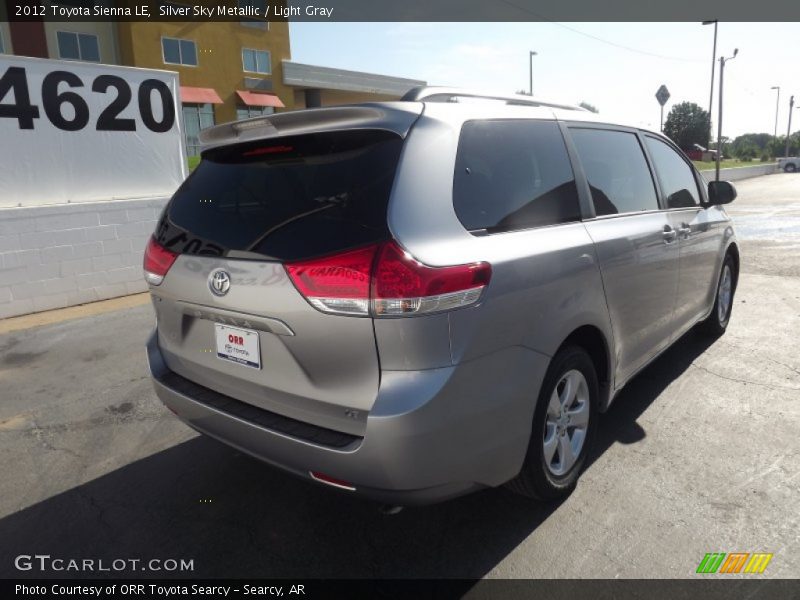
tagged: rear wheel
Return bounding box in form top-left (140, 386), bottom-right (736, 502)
top-left (698, 254), bottom-right (736, 337)
top-left (785, 163), bottom-right (797, 173)
top-left (507, 346), bottom-right (598, 501)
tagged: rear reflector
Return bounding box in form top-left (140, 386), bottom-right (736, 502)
top-left (285, 240), bottom-right (491, 317)
top-left (309, 471), bottom-right (356, 491)
top-left (143, 236), bottom-right (178, 286)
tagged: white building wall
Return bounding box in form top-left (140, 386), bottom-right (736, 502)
top-left (0, 197), bottom-right (168, 319)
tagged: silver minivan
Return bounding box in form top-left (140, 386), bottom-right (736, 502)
top-left (145, 87), bottom-right (739, 504)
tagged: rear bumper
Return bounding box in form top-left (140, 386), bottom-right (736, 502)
top-left (146, 330), bottom-right (548, 505)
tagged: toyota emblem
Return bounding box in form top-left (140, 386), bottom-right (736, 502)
top-left (209, 270), bottom-right (231, 296)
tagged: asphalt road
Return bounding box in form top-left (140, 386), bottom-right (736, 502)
top-left (1, 173), bottom-right (798, 580)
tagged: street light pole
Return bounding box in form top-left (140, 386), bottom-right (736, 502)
top-left (529, 51), bottom-right (537, 96)
top-left (716, 48), bottom-right (738, 182)
top-left (786, 95), bottom-right (795, 159)
top-left (703, 21), bottom-right (718, 146)
top-left (771, 86), bottom-right (780, 138)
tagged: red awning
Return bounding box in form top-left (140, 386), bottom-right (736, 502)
top-left (236, 90), bottom-right (285, 108)
top-left (179, 86), bottom-right (224, 104)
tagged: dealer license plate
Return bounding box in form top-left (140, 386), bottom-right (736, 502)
top-left (214, 324), bottom-right (261, 369)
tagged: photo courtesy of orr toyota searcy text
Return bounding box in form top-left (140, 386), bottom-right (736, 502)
top-left (14, 585), bottom-right (302, 597)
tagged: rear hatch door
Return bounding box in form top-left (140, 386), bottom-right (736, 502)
top-left (150, 123), bottom-right (413, 436)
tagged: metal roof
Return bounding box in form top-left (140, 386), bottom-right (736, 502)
top-left (282, 61), bottom-right (426, 96)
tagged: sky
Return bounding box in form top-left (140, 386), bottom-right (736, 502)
top-left (289, 22), bottom-right (800, 139)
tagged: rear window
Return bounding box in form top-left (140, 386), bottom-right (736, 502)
top-left (156, 130), bottom-right (403, 261)
top-left (453, 120), bottom-right (581, 233)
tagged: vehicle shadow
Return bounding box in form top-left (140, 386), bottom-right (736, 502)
top-left (0, 330), bottom-right (717, 580)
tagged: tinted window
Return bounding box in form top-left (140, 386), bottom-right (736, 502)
top-left (645, 136), bottom-right (701, 208)
top-left (570, 128), bottom-right (658, 216)
top-left (78, 34), bottom-right (99, 62)
top-left (453, 120), bottom-right (581, 233)
top-left (180, 39), bottom-right (197, 66)
top-left (243, 49), bottom-right (270, 74)
top-left (162, 38), bottom-right (196, 66)
top-left (57, 32), bottom-right (80, 60)
top-left (162, 38), bottom-right (180, 64)
top-left (159, 130), bottom-right (403, 261)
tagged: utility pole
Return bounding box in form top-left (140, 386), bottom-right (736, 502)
top-left (771, 86), bottom-right (780, 138)
top-left (529, 51), bottom-right (537, 96)
top-left (703, 21), bottom-right (718, 146)
top-left (786, 95), bottom-right (795, 159)
top-left (716, 48), bottom-right (738, 182)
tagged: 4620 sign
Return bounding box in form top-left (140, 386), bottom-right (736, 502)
top-left (0, 56), bottom-right (185, 208)
top-left (0, 66), bottom-right (176, 132)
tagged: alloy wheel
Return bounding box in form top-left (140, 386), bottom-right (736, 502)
top-left (543, 369), bottom-right (590, 476)
top-left (717, 264), bottom-right (733, 324)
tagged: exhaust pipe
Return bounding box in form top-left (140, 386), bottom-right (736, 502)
top-left (379, 504), bottom-right (404, 516)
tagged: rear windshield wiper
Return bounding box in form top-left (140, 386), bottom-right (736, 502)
top-left (245, 192), bottom-right (350, 252)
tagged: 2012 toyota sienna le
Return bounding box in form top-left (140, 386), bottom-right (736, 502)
top-left (145, 87), bottom-right (739, 505)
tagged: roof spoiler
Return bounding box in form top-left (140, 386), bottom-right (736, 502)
top-left (199, 104), bottom-right (422, 151)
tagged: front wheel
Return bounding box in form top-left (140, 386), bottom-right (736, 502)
top-left (507, 346), bottom-right (598, 501)
top-left (785, 164), bottom-right (797, 173)
top-left (697, 254), bottom-right (736, 337)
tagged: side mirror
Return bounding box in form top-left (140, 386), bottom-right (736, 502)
top-left (707, 180), bottom-right (737, 205)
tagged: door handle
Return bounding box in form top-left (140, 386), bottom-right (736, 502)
top-left (678, 223), bottom-right (692, 238)
top-left (662, 225), bottom-right (677, 243)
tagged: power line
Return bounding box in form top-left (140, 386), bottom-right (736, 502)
top-left (548, 22), bottom-right (706, 63)
top-left (497, 0), bottom-right (706, 63)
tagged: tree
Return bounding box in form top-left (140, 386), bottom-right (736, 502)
top-left (732, 133), bottom-right (773, 151)
top-left (734, 142), bottom-right (758, 161)
top-left (767, 132), bottom-right (800, 158)
top-left (711, 136), bottom-right (732, 158)
top-left (579, 101), bottom-right (598, 113)
top-left (663, 102), bottom-right (711, 149)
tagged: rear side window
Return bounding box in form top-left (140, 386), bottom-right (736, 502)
top-left (570, 128), bottom-right (658, 216)
top-left (644, 135), bottom-right (701, 208)
top-left (157, 130), bottom-right (403, 261)
top-left (453, 120), bottom-right (581, 233)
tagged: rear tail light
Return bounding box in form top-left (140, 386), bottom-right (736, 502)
top-left (143, 236), bottom-right (178, 286)
top-left (285, 240), bottom-right (491, 317)
top-left (372, 241), bottom-right (491, 316)
top-left (309, 471), bottom-right (356, 491)
top-left (285, 245), bottom-right (377, 316)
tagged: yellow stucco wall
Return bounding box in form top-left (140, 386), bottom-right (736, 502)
top-left (116, 21), bottom-right (293, 124)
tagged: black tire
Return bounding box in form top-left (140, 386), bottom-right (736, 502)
top-left (785, 164), bottom-right (797, 173)
top-left (697, 253), bottom-right (736, 337)
top-left (507, 346), bottom-right (599, 501)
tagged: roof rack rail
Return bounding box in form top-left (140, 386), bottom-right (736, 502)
top-left (400, 86), bottom-right (586, 112)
